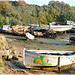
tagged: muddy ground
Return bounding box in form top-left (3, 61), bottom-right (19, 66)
top-left (0, 33), bottom-right (75, 74)
top-left (1, 33), bottom-right (75, 55)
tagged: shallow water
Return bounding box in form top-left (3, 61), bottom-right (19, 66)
top-left (39, 42), bottom-right (71, 45)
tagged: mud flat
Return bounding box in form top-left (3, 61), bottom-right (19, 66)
top-left (0, 33), bottom-right (75, 74)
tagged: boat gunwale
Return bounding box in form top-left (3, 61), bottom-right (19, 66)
top-left (25, 50), bottom-right (75, 57)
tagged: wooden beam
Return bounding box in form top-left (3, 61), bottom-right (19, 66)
top-left (65, 31), bottom-right (66, 35)
top-left (58, 56), bottom-right (61, 73)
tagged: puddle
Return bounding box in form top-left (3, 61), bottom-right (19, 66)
top-left (39, 42), bottom-right (72, 45)
top-left (6, 37), bottom-right (27, 41)
top-left (27, 41), bottom-right (72, 46)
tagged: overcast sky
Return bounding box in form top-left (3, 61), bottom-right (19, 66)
top-left (24, 0), bottom-right (75, 6)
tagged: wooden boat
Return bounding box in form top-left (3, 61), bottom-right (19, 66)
top-left (49, 22), bottom-right (73, 32)
top-left (0, 29), bottom-right (12, 34)
top-left (73, 24), bottom-right (75, 29)
top-left (0, 28), bottom-right (12, 34)
top-left (28, 22), bottom-right (73, 32)
top-left (31, 28), bottom-right (56, 38)
top-left (23, 48), bottom-right (75, 71)
top-left (67, 21), bottom-right (75, 29)
top-left (28, 23), bottom-right (57, 38)
top-left (26, 32), bottom-right (35, 40)
top-left (28, 23), bottom-right (49, 30)
top-left (0, 25), bottom-right (12, 34)
top-left (12, 25), bottom-right (30, 35)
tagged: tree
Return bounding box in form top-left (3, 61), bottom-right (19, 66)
top-left (37, 11), bottom-right (48, 24)
top-left (47, 14), bottom-right (53, 22)
top-left (60, 14), bottom-right (67, 24)
top-left (65, 4), bottom-right (73, 11)
top-left (3, 16), bottom-right (8, 25)
top-left (0, 14), bottom-right (3, 27)
top-left (15, 0), bottom-right (26, 7)
top-left (0, 14), bottom-right (1, 23)
top-left (0, 1), bottom-right (10, 12)
top-left (69, 11), bottom-right (75, 22)
top-left (11, 19), bottom-right (22, 26)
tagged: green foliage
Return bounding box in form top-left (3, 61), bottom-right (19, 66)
top-left (0, 14), bottom-right (1, 22)
top-left (0, 14), bottom-right (3, 27)
top-left (48, 1), bottom-right (74, 24)
top-left (3, 16), bottom-right (8, 25)
top-left (0, 1), bottom-right (10, 12)
top-left (14, 0), bottom-right (26, 7)
top-left (0, 1), bottom-right (74, 26)
top-left (0, 63), bottom-right (2, 67)
top-left (11, 19), bottom-right (22, 26)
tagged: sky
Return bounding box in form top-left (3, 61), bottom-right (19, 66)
top-left (24, 0), bottom-right (75, 6)
top-left (1, 0), bottom-right (74, 6)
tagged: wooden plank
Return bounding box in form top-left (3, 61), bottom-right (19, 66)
top-left (26, 50), bottom-right (73, 54)
top-left (58, 56), bottom-right (60, 72)
top-left (24, 64), bottom-right (72, 71)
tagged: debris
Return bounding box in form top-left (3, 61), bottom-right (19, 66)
top-left (26, 32), bottom-right (35, 40)
top-left (0, 36), bottom-right (18, 60)
top-left (12, 25), bottom-right (30, 35)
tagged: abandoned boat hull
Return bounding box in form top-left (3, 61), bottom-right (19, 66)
top-left (23, 49), bottom-right (75, 70)
top-left (28, 23), bottom-right (73, 32)
top-left (0, 29), bottom-right (12, 34)
top-left (26, 32), bottom-right (35, 40)
top-left (12, 25), bottom-right (30, 35)
top-left (50, 25), bottom-right (73, 32)
top-left (29, 23), bottom-right (57, 38)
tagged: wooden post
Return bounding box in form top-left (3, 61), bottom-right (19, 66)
top-left (30, 26), bottom-right (34, 35)
top-left (58, 56), bottom-right (61, 73)
top-left (23, 48), bottom-right (26, 66)
top-left (49, 23), bottom-right (51, 29)
top-left (65, 31), bottom-right (66, 35)
top-left (39, 20), bottom-right (40, 27)
top-left (49, 24), bottom-right (50, 29)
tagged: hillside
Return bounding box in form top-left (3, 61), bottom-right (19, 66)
top-left (0, 1), bottom-right (75, 27)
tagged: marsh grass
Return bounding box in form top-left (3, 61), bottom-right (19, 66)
top-left (0, 56), bottom-right (5, 74)
top-left (0, 36), bottom-right (8, 50)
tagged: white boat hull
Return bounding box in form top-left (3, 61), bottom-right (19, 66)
top-left (26, 32), bottom-right (35, 40)
top-left (50, 25), bottom-right (73, 32)
top-left (28, 23), bottom-right (73, 32)
top-left (23, 49), bottom-right (75, 68)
